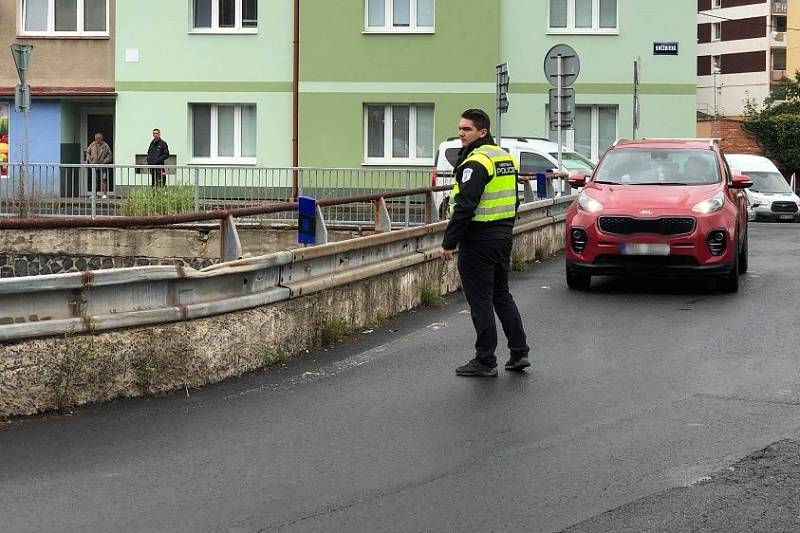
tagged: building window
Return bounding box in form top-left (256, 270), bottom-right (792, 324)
top-left (192, 0), bottom-right (257, 32)
top-left (711, 54), bottom-right (721, 74)
top-left (775, 16), bottom-right (787, 33)
top-left (548, 105), bottom-right (617, 162)
top-left (20, 0), bottom-right (109, 36)
top-left (364, 104), bottom-right (434, 165)
top-left (712, 22), bottom-right (721, 41)
top-left (712, 0), bottom-right (721, 8)
top-left (772, 49), bottom-right (787, 70)
top-left (548, 0), bottom-right (617, 33)
top-left (191, 104), bottom-right (257, 164)
top-left (365, 0), bottom-right (435, 32)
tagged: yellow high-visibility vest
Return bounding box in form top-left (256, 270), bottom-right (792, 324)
top-left (450, 144), bottom-right (518, 222)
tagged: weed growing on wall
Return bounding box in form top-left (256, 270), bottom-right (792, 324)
top-left (419, 281), bottom-right (446, 308)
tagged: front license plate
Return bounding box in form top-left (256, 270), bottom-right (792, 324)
top-left (780, 214), bottom-right (794, 220)
top-left (620, 243), bottom-right (671, 256)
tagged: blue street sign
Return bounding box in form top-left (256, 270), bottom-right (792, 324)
top-left (298, 196), bottom-right (317, 245)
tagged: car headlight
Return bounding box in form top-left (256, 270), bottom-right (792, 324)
top-left (578, 191), bottom-right (604, 213)
top-left (692, 191), bottom-right (725, 214)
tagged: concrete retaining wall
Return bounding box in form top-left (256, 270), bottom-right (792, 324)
top-left (0, 220), bottom-right (565, 418)
top-left (0, 226), bottom-right (367, 277)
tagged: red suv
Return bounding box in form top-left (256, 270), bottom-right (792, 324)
top-left (564, 139), bottom-right (752, 292)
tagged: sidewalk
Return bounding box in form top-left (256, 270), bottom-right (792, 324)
top-left (565, 439), bottom-right (800, 532)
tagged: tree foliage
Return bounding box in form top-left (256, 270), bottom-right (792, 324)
top-left (742, 70), bottom-right (800, 172)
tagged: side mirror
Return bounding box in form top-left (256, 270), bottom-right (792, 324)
top-left (568, 173), bottom-right (587, 188)
top-left (731, 175), bottom-right (753, 189)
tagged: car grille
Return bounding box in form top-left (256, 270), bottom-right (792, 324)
top-left (594, 255), bottom-right (699, 267)
top-left (771, 201), bottom-right (798, 213)
top-left (598, 216), bottom-right (696, 236)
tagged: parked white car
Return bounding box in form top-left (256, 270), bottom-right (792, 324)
top-left (432, 137), bottom-right (594, 217)
top-left (725, 154), bottom-right (800, 222)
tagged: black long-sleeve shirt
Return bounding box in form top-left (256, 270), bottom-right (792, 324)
top-left (441, 136), bottom-right (515, 250)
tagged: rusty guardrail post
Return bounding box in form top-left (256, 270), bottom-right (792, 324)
top-left (374, 197), bottom-right (392, 233)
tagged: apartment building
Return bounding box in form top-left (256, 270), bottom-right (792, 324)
top-left (697, 0), bottom-right (787, 117)
top-left (787, 0), bottom-right (800, 76)
top-left (114, 0), bottom-right (289, 171)
top-left (0, 0), bottom-right (115, 192)
top-left (503, 0), bottom-right (697, 161)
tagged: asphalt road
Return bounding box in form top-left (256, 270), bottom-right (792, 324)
top-left (2, 223), bottom-right (800, 533)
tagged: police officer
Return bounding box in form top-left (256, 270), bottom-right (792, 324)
top-left (440, 109), bottom-right (530, 377)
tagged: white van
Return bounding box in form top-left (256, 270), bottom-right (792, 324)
top-left (725, 154), bottom-right (799, 222)
top-left (432, 137), bottom-right (594, 217)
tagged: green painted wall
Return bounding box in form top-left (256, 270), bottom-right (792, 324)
top-left (300, 0), bottom-right (499, 82)
top-left (299, 0), bottom-right (499, 167)
top-left (499, 0), bottom-right (697, 141)
top-left (299, 92), bottom-right (493, 168)
top-left (114, 91), bottom-right (292, 169)
top-left (114, 0), bottom-right (292, 167)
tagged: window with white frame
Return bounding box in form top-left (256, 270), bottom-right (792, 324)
top-left (712, 22), bottom-right (721, 41)
top-left (548, 0), bottom-right (617, 32)
top-left (548, 105), bottom-right (617, 162)
top-left (712, 0), bottom-right (721, 8)
top-left (711, 55), bottom-right (721, 73)
top-left (192, 0), bottom-right (257, 32)
top-left (191, 104), bottom-right (257, 163)
top-left (366, 0), bottom-right (434, 32)
top-left (20, 0), bottom-right (109, 36)
top-left (364, 104), bottom-right (434, 164)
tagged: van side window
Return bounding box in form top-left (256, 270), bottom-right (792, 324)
top-left (519, 152), bottom-right (555, 175)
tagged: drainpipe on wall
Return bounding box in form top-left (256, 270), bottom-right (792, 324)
top-left (291, 0), bottom-right (300, 201)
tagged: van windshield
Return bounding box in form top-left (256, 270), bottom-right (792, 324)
top-left (742, 171), bottom-right (792, 194)
top-left (550, 152), bottom-right (594, 172)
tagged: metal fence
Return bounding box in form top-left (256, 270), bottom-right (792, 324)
top-left (0, 164), bottom-right (433, 225)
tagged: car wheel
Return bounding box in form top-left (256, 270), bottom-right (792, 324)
top-left (738, 230), bottom-right (748, 274)
top-left (718, 242), bottom-right (739, 293)
top-left (566, 267), bottom-right (591, 290)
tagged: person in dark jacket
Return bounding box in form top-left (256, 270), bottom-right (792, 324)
top-left (440, 109), bottom-right (530, 377)
top-left (147, 128), bottom-right (170, 187)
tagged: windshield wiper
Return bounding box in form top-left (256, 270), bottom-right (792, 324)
top-left (593, 180), bottom-right (620, 184)
top-left (634, 182), bottom-right (689, 186)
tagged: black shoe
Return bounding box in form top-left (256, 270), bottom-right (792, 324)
top-left (455, 360), bottom-right (498, 377)
top-left (505, 357), bottom-right (531, 372)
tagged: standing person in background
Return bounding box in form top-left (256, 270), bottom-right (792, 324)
top-left (440, 109), bottom-right (531, 377)
top-left (86, 132), bottom-right (113, 199)
top-left (147, 128), bottom-right (170, 187)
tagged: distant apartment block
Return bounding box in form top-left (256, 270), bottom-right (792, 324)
top-left (697, 0), bottom-right (787, 117)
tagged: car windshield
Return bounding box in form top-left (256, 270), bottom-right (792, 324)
top-left (742, 171), bottom-right (792, 193)
top-left (593, 149), bottom-right (721, 185)
top-left (549, 152), bottom-right (594, 172)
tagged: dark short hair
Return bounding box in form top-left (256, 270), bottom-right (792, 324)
top-left (153, 128), bottom-right (160, 133)
top-left (461, 109), bottom-right (491, 133)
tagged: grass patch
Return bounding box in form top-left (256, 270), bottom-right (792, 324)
top-left (420, 282), bottom-right (446, 308)
top-left (511, 252), bottom-right (528, 272)
top-left (261, 348), bottom-right (289, 367)
top-left (319, 316), bottom-right (358, 346)
top-left (121, 184), bottom-right (194, 216)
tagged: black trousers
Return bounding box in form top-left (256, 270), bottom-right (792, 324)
top-left (150, 166), bottom-right (166, 187)
top-left (457, 238), bottom-right (529, 368)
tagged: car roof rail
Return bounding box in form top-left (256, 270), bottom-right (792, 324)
top-left (640, 137), bottom-right (722, 148)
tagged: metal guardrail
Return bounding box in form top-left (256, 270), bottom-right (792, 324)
top-left (0, 164), bottom-right (434, 225)
top-left (0, 194), bottom-right (576, 342)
